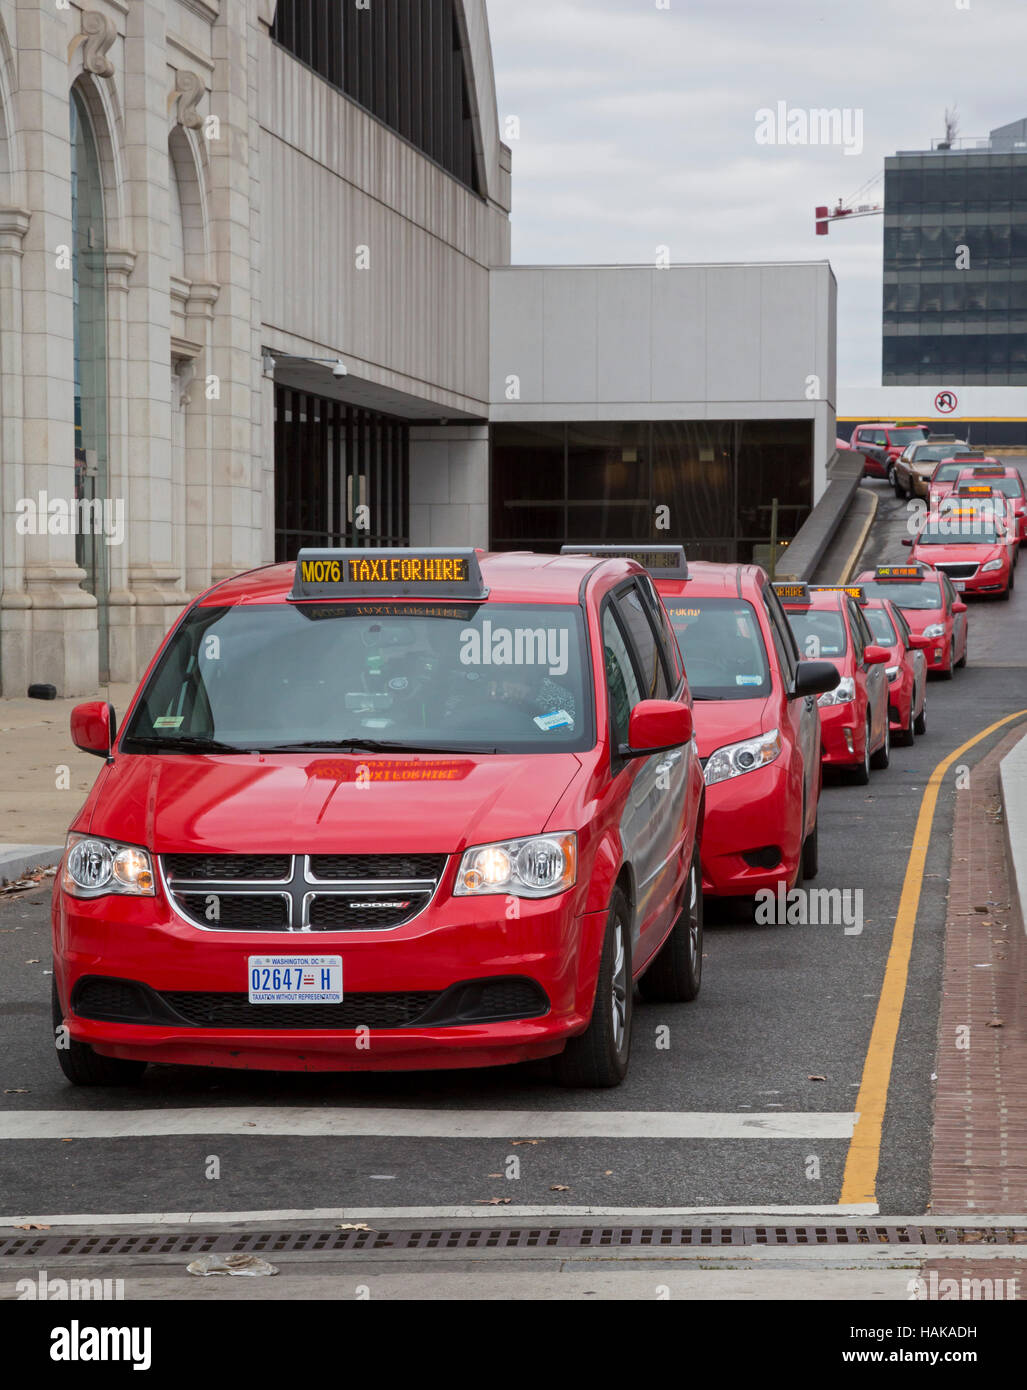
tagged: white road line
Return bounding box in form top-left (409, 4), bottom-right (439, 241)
top-left (0, 1108), bottom-right (857, 1142)
top-left (0, 1203), bottom-right (880, 1228)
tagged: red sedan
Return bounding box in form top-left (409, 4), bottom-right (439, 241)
top-left (777, 583), bottom-right (891, 785)
top-left (905, 507), bottom-right (1014, 600)
top-left (855, 564), bottom-right (968, 679)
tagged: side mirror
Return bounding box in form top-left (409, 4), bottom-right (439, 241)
top-left (953, 600), bottom-right (968, 614)
top-left (624, 699), bottom-right (693, 756)
top-left (908, 634), bottom-right (932, 650)
top-left (71, 701), bottom-right (116, 759)
top-left (901, 537), bottom-right (913, 547)
top-left (792, 660), bottom-right (840, 698)
top-left (863, 644), bottom-right (890, 666)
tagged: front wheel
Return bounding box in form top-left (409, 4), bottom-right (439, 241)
top-left (801, 813), bottom-right (819, 880)
top-left (52, 978), bottom-right (147, 1087)
top-left (851, 717), bottom-right (872, 785)
top-left (638, 847), bottom-right (703, 1004)
top-left (897, 697), bottom-right (915, 746)
top-left (554, 887), bottom-right (633, 1088)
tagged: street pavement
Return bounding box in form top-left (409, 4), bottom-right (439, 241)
top-left (0, 472), bottom-right (1025, 1286)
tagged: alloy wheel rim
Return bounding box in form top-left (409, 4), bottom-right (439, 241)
top-left (610, 919), bottom-right (628, 1052)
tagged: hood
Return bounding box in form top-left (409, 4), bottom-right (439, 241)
top-left (917, 542), bottom-right (1002, 563)
top-left (691, 695), bottom-right (775, 759)
top-left (86, 752), bottom-right (583, 855)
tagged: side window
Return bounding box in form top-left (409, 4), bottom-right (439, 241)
top-left (848, 601), bottom-right (866, 663)
top-left (602, 606), bottom-right (643, 749)
top-left (614, 585), bottom-right (670, 701)
top-left (762, 585), bottom-right (799, 681)
top-left (871, 431), bottom-right (887, 446)
top-left (940, 574), bottom-right (956, 612)
top-left (637, 575), bottom-right (683, 692)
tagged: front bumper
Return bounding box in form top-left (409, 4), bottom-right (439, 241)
top-left (700, 759), bottom-right (803, 897)
top-left (52, 888), bottom-right (609, 1073)
top-left (817, 702), bottom-right (865, 766)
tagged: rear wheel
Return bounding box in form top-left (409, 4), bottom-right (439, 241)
top-left (554, 888), bottom-right (633, 1088)
top-left (890, 465), bottom-right (903, 497)
top-left (51, 978), bottom-right (147, 1087)
top-left (914, 695), bottom-right (927, 736)
top-left (638, 847), bottom-right (702, 1004)
top-left (851, 717), bottom-right (872, 785)
top-left (870, 717), bottom-right (891, 770)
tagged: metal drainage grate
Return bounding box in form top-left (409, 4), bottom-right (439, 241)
top-left (2, 1225), bottom-right (1027, 1259)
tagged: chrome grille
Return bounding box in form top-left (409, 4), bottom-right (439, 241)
top-left (933, 562), bottom-right (978, 580)
top-left (161, 853), bottom-right (445, 933)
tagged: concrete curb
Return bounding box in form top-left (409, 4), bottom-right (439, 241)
top-left (0, 845), bottom-right (62, 885)
top-left (998, 732), bottom-right (1027, 937)
top-left (838, 490), bottom-right (879, 583)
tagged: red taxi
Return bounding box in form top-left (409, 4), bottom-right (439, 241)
top-left (562, 548), bottom-right (840, 904)
top-left (944, 483), bottom-right (1019, 569)
top-left (956, 466), bottom-right (1027, 546)
top-left (849, 422), bottom-right (929, 478)
top-left (927, 454), bottom-right (998, 505)
top-left (776, 583), bottom-right (891, 784)
top-left (904, 505), bottom-right (1014, 599)
top-left (855, 564), bottom-right (968, 679)
top-left (53, 547), bottom-right (709, 1089)
top-left (857, 596), bottom-right (930, 745)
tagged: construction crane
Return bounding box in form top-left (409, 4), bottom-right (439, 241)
top-left (815, 172), bottom-right (883, 235)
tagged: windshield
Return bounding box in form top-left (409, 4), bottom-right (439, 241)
top-left (863, 580), bottom-right (942, 610)
top-left (784, 609), bottom-right (847, 659)
top-left (966, 477), bottom-right (1021, 498)
top-left (918, 523), bottom-right (1001, 545)
top-left (933, 463), bottom-right (970, 482)
top-left (863, 608), bottom-right (897, 645)
top-left (121, 602), bottom-right (594, 754)
top-left (664, 598), bottom-right (771, 699)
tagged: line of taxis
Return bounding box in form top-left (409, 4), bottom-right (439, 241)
top-left (50, 513), bottom-right (1014, 1091)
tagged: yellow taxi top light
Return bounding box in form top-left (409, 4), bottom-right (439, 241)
top-left (811, 585), bottom-right (866, 603)
top-left (956, 484), bottom-right (994, 495)
top-left (772, 582), bottom-right (810, 604)
top-left (875, 565), bottom-right (924, 581)
top-left (289, 548), bottom-right (487, 601)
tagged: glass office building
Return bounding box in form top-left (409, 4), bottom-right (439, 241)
top-left (883, 119), bottom-right (1027, 386)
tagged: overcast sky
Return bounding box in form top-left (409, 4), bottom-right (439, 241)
top-left (486, 0), bottom-right (1027, 387)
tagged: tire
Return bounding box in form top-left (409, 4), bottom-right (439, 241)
top-left (554, 887), bottom-right (633, 1088)
top-left (801, 813), bottom-right (819, 880)
top-left (851, 717), bottom-right (872, 785)
top-left (638, 847), bottom-right (702, 1004)
top-left (898, 698), bottom-right (916, 747)
top-left (914, 695), bottom-right (927, 737)
top-left (889, 465), bottom-right (901, 497)
top-left (955, 637), bottom-right (967, 668)
top-left (1000, 571), bottom-right (1013, 601)
top-left (940, 643), bottom-right (955, 680)
top-left (870, 716), bottom-right (891, 770)
top-left (51, 978), bottom-right (147, 1087)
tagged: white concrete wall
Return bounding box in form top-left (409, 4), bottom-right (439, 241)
top-left (489, 262), bottom-right (837, 495)
top-left (409, 426), bottom-right (489, 548)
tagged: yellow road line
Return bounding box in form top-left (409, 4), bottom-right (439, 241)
top-left (839, 708), bottom-right (1027, 1205)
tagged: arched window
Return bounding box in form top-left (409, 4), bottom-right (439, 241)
top-left (271, 0), bottom-right (482, 195)
top-left (70, 86), bottom-right (110, 678)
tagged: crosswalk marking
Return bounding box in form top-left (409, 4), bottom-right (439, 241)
top-left (0, 1108), bottom-right (858, 1142)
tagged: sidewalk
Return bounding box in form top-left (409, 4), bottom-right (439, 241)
top-left (0, 684), bottom-right (135, 881)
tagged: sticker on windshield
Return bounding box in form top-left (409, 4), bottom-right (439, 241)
top-left (735, 675), bottom-right (762, 686)
top-left (153, 716), bottom-right (184, 729)
top-left (534, 709), bottom-right (574, 731)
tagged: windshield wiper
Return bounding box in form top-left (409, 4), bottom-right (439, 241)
top-left (256, 738), bottom-right (502, 755)
top-left (125, 735), bottom-right (253, 754)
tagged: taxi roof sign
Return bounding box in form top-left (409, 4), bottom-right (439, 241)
top-left (559, 544), bottom-right (689, 579)
top-left (289, 548), bottom-right (487, 602)
top-left (812, 584), bottom-right (866, 603)
top-left (772, 581), bottom-right (810, 604)
top-left (875, 564), bottom-right (925, 581)
top-left (955, 483), bottom-right (996, 496)
top-left (972, 465), bottom-right (1005, 476)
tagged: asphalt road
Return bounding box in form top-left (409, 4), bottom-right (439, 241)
top-left (1, 469), bottom-right (1025, 1222)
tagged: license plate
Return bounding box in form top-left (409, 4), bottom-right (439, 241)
top-left (248, 956), bottom-right (342, 1004)
top-left (953, 580), bottom-right (966, 591)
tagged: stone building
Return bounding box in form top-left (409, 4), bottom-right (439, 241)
top-left (0, 0), bottom-right (511, 694)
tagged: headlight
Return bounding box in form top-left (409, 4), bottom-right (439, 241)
top-left (886, 665), bottom-right (901, 681)
top-left (62, 834), bottom-right (155, 898)
top-left (981, 558), bottom-right (1003, 572)
top-left (704, 729), bottom-right (781, 786)
top-left (922, 623), bottom-right (945, 639)
top-left (818, 677), bottom-right (856, 707)
top-left (454, 832), bottom-right (577, 898)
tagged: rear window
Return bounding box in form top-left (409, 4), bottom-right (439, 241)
top-left (122, 602), bottom-right (594, 755)
top-left (933, 463), bottom-right (967, 482)
top-left (784, 609), bottom-right (848, 660)
top-left (664, 598), bottom-right (771, 700)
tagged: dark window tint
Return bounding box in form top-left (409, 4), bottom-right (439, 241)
top-left (603, 606), bottom-right (643, 747)
top-left (665, 597), bottom-right (772, 700)
top-left (863, 607), bottom-right (898, 645)
top-left (615, 586), bottom-right (670, 700)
